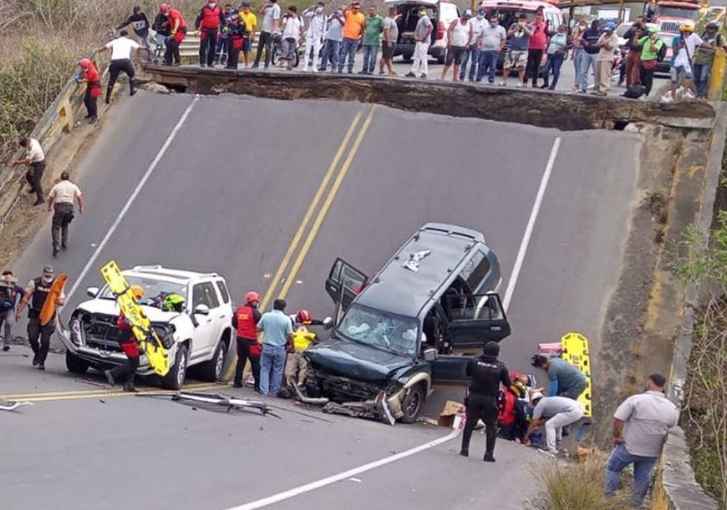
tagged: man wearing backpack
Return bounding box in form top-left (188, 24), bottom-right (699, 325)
top-left (636, 25), bottom-right (666, 97)
top-left (693, 21), bottom-right (727, 98)
top-left (665, 22), bottom-right (708, 102)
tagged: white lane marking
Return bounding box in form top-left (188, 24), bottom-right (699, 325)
top-left (65, 95), bottom-right (200, 302)
top-left (502, 137), bottom-right (562, 313)
top-left (224, 429), bottom-right (460, 510)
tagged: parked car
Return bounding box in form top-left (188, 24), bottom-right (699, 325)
top-left (386, 0), bottom-right (460, 64)
top-left (59, 265), bottom-right (234, 390)
top-left (480, 0), bottom-right (565, 70)
top-left (304, 223), bottom-right (511, 423)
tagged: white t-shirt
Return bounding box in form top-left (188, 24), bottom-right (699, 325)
top-left (262, 3), bottom-right (282, 33)
top-left (49, 180), bottom-right (82, 204)
top-left (282, 15), bottom-right (302, 39)
top-left (106, 37), bottom-right (140, 60)
top-left (450, 20), bottom-right (471, 47)
top-left (674, 33), bottom-right (703, 68)
top-left (26, 138), bottom-right (45, 163)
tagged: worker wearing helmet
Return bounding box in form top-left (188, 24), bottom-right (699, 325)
top-left (665, 21), bottom-right (709, 102)
top-left (231, 291), bottom-right (262, 390)
top-left (635, 25), bottom-right (665, 96)
top-left (105, 284), bottom-right (145, 392)
top-left (76, 58), bottom-right (101, 123)
top-left (693, 21), bottom-right (727, 98)
top-left (160, 3), bottom-right (188, 65)
top-left (285, 309), bottom-right (327, 389)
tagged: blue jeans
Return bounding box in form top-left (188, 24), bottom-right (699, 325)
top-left (259, 344), bottom-right (286, 395)
top-left (362, 44), bottom-right (378, 73)
top-left (459, 44), bottom-right (480, 80)
top-left (320, 39), bottom-right (340, 71)
top-left (572, 48), bottom-right (584, 88)
top-left (604, 444), bottom-right (659, 507)
top-left (578, 52), bottom-right (598, 91)
top-left (542, 52), bottom-right (565, 88)
top-left (477, 49), bottom-right (498, 83)
top-left (338, 37), bottom-right (359, 72)
top-left (693, 62), bottom-right (710, 97)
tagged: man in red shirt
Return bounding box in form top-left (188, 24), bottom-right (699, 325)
top-left (525, 12), bottom-right (547, 87)
top-left (160, 3), bottom-right (187, 65)
top-left (104, 285), bottom-right (145, 392)
top-left (231, 291), bottom-right (262, 391)
top-left (195, 0), bottom-right (224, 67)
top-left (77, 58), bottom-right (101, 123)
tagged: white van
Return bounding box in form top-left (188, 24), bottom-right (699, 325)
top-left (385, 0), bottom-right (461, 64)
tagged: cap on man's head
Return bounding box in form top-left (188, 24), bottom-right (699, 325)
top-left (604, 22), bottom-right (616, 31)
top-left (531, 391), bottom-right (545, 403)
top-left (43, 265), bottom-right (54, 275)
top-left (463, 8), bottom-right (472, 17)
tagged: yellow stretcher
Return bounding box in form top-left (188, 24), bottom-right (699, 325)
top-left (561, 331), bottom-right (592, 418)
top-left (100, 261), bottom-right (170, 377)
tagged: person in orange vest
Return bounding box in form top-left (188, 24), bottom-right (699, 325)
top-left (104, 285), bottom-right (145, 392)
top-left (195, 0), bottom-right (224, 67)
top-left (231, 291), bottom-right (262, 391)
top-left (160, 2), bottom-right (187, 65)
top-left (76, 58), bottom-right (101, 123)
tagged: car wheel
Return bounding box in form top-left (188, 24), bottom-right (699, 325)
top-left (400, 384), bottom-right (425, 424)
top-left (162, 344), bottom-right (188, 390)
top-left (199, 341), bottom-right (227, 382)
top-left (66, 351), bottom-right (89, 374)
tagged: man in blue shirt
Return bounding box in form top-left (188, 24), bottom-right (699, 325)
top-left (257, 298), bottom-right (294, 395)
top-left (531, 354), bottom-right (587, 400)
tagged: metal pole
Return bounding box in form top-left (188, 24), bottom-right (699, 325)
top-left (617, 0), bottom-right (625, 22)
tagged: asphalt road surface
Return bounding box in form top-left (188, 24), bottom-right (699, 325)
top-left (2, 90), bottom-right (641, 510)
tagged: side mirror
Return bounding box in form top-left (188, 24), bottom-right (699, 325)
top-left (322, 316), bottom-right (334, 330)
top-left (86, 287), bottom-right (99, 298)
top-left (194, 304), bottom-right (210, 316)
top-left (423, 347), bottom-right (437, 362)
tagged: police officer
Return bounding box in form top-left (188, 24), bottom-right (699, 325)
top-left (460, 340), bottom-right (510, 462)
top-left (15, 265), bottom-right (65, 370)
top-left (105, 285), bottom-right (145, 392)
top-left (47, 172), bottom-right (83, 257)
top-left (231, 291), bottom-right (262, 390)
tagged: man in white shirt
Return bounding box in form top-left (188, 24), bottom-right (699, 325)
top-left (605, 374), bottom-right (678, 507)
top-left (667, 22), bottom-right (709, 101)
top-left (98, 29), bottom-right (141, 104)
top-left (10, 137), bottom-right (46, 206)
top-left (47, 172), bottom-right (84, 257)
top-left (281, 6), bottom-right (303, 70)
top-left (301, 2), bottom-right (327, 71)
top-left (253, 0), bottom-right (282, 69)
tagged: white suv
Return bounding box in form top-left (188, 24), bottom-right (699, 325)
top-left (59, 266), bottom-right (234, 390)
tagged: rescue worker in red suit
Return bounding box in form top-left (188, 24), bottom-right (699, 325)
top-left (231, 291), bottom-right (262, 391)
top-left (160, 3), bottom-right (187, 65)
top-left (195, 0), bottom-right (224, 67)
top-left (104, 285), bottom-right (145, 392)
top-left (225, 13), bottom-right (248, 69)
top-left (77, 58), bottom-right (101, 123)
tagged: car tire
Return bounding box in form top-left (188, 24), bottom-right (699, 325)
top-left (162, 344), bottom-right (188, 390)
top-left (400, 383), bottom-right (425, 424)
top-left (66, 351), bottom-right (90, 374)
top-left (199, 341), bottom-right (227, 382)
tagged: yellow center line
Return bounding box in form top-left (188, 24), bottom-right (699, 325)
top-left (1, 382), bottom-right (224, 402)
top-left (222, 107), bottom-right (365, 380)
top-left (278, 106), bottom-right (377, 299)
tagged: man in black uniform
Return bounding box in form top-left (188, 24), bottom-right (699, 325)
top-left (15, 265), bottom-right (65, 370)
top-left (460, 341), bottom-right (510, 462)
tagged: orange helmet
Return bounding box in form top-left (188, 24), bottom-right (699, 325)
top-left (297, 309), bottom-right (312, 325)
top-left (130, 285), bottom-right (145, 300)
top-left (160, 2), bottom-right (171, 13)
top-left (78, 58), bottom-right (92, 69)
top-left (245, 291), bottom-right (261, 305)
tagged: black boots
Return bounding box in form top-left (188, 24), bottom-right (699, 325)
top-left (484, 453), bottom-right (496, 463)
top-left (129, 78), bottom-right (137, 97)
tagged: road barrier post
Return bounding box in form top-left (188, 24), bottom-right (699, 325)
top-left (707, 48), bottom-right (726, 101)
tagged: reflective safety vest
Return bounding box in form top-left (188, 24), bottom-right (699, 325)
top-left (235, 305), bottom-right (257, 340)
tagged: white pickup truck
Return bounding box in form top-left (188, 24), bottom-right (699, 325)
top-left (58, 266), bottom-right (234, 390)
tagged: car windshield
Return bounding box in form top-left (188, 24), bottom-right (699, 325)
top-left (98, 275), bottom-right (187, 303)
top-left (655, 6), bottom-right (699, 19)
top-left (337, 304), bottom-right (419, 357)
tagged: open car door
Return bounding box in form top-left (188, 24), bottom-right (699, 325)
top-left (325, 258), bottom-right (369, 315)
top-left (443, 292), bottom-right (510, 351)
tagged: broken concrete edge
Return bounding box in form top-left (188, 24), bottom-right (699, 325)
top-left (139, 65), bottom-right (717, 132)
top-left (0, 50), bottom-right (103, 232)
top-left (651, 104), bottom-right (727, 510)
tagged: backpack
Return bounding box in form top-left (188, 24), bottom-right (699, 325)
top-left (623, 83), bottom-right (646, 99)
top-left (656, 39), bottom-right (668, 62)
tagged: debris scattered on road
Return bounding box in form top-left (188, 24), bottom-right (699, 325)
top-left (438, 400), bottom-right (465, 428)
top-left (417, 417), bottom-right (439, 427)
top-left (99, 399), bottom-right (105, 404)
top-left (0, 399), bottom-right (33, 412)
top-left (168, 391), bottom-right (279, 418)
